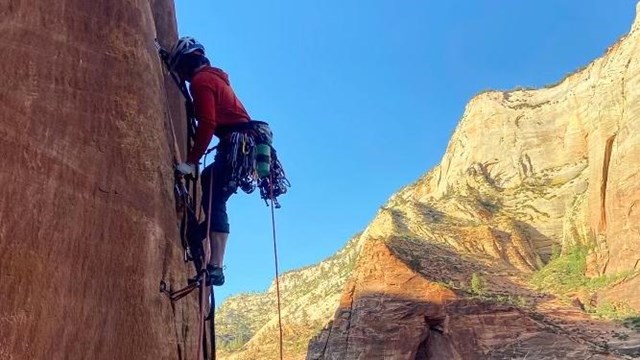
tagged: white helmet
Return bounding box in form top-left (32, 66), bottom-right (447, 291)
top-left (168, 36), bottom-right (205, 72)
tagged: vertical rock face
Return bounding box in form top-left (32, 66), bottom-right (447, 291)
top-left (0, 1), bottom-right (195, 359)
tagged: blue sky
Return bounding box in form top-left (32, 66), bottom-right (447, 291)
top-left (173, 1), bottom-right (638, 304)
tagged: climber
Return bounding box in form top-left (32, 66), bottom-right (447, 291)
top-left (170, 36), bottom-right (250, 287)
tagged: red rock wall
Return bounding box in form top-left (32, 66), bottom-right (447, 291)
top-left (0, 1), bottom-right (197, 359)
top-left (308, 240), bottom-right (627, 359)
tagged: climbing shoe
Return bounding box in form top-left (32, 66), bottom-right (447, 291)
top-left (206, 264), bottom-right (225, 286)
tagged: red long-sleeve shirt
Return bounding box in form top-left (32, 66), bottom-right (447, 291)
top-left (186, 66), bottom-right (250, 164)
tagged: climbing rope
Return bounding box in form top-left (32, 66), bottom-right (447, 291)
top-left (203, 152), bottom-right (217, 360)
top-left (269, 173), bottom-right (284, 360)
top-left (197, 153), bottom-right (216, 360)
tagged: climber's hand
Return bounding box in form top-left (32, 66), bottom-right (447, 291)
top-left (176, 162), bottom-right (196, 176)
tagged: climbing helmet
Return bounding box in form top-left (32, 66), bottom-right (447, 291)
top-left (168, 36), bottom-right (205, 72)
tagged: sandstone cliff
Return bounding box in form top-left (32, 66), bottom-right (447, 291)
top-left (0, 1), bottom-right (199, 359)
top-left (218, 3), bottom-right (640, 359)
top-left (426, 2), bottom-right (640, 276)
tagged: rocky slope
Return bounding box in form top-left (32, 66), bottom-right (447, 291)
top-left (215, 235), bottom-right (364, 359)
top-left (0, 1), bottom-right (199, 359)
top-left (218, 3), bottom-right (640, 359)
